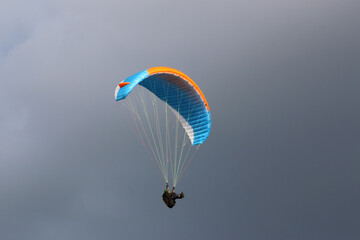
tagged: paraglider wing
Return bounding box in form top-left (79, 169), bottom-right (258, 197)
top-left (114, 67), bottom-right (211, 145)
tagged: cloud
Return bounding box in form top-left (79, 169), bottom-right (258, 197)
top-left (1, 0), bottom-right (360, 239)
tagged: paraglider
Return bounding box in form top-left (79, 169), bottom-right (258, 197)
top-left (114, 67), bottom-right (211, 207)
top-left (162, 183), bottom-right (184, 208)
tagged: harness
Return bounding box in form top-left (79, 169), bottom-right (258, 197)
top-left (162, 192), bottom-right (176, 208)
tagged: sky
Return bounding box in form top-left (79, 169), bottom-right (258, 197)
top-left (1, 0), bottom-right (360, 239)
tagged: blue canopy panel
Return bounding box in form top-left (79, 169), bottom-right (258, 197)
top-left (114, 67), bottom-right (211, 145)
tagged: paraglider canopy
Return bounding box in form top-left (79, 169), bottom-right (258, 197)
top-left (115, 67), bottom-right (211, 145)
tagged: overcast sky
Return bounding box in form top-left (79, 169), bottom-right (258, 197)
top-left (1, 0), bottom-right (360, 239)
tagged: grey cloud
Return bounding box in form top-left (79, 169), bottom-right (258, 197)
top-left (1, 0), bottom-right (360, 239)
